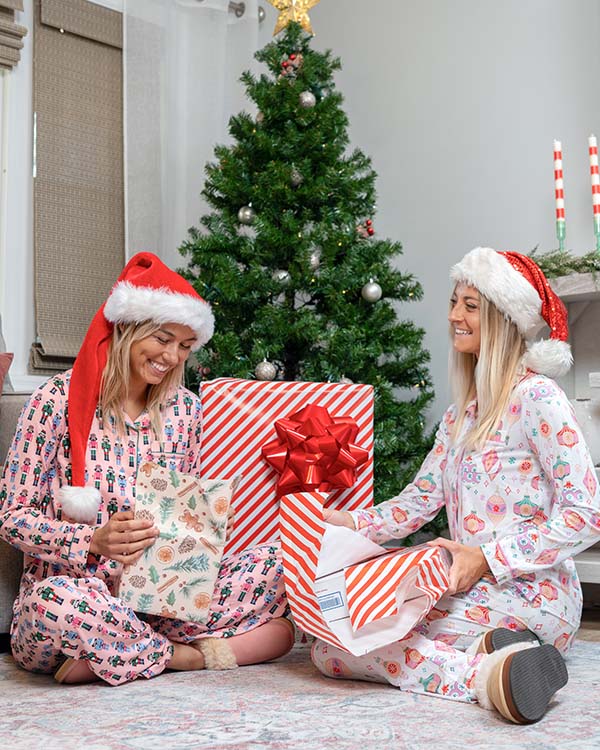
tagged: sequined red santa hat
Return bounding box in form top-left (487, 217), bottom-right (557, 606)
top-left (59, 252), bottom-right (214, 524)
top-left (450, 247), bottom-right (572, 378)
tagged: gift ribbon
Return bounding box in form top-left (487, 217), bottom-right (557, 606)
top-left (261, 403), bottom-right (369, 497)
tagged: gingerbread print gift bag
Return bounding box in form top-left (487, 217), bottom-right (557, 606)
top-left (119, 463), bottom-right (239, 622)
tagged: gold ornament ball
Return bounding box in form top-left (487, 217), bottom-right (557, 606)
top-left (255, 360), bottom-right (277, 381)
top-left (238, 205), bottom-right (256, 225)
top-left (299, 90), bottom-right (316, 109)
top-left (256, 111), bottom-right (265, 124)
top-left (361, 280), bottom-right (382, 303)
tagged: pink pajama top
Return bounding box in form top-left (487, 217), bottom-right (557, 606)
top-left (0, 370), bottom-right (202, 615)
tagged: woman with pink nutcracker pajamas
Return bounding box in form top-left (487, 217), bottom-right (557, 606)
top-left (0, 252), bottom-right (293, 685)
top-left (318, 248), bottom-right (600, 724)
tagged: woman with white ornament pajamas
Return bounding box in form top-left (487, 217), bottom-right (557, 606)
top-left (317, 247), bottom-right (600, 724)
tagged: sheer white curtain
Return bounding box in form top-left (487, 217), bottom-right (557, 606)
top-left (124, 0), bottom-right (260, 268)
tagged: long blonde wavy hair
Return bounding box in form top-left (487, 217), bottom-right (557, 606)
top-left (449, 291), bottom-right (526, 451)
top-left (99, 321), bottom-right (185, 437)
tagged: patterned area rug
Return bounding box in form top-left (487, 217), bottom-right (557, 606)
top-left (1, 640), bottom-right (599, 749)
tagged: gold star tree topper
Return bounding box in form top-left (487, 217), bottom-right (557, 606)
top-left (267, 0), bottom-right (322, 36)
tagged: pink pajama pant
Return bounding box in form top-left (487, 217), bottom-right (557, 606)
top-left (311, 578), bottom-right (577, 704)
top-left (11, 543), bottom-right (288, 685)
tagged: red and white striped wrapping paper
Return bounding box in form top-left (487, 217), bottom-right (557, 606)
top-left (199, 378), bottom-right (374, 555)
top-left (345, 546), bottom-right (450, 631)
top-left (279, 490), bottom-right (346, 650)
top-left (279, 490), bottom-right (450, 656)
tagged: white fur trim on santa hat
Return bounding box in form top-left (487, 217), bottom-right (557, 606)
top-left (104, 282), bottom-right (214, 350)
top-left (522, 339), bottom-right (573, 379)
top-left (58, 486), bottom-right (102, 524)
top-left (450, 247), bottom-right (543, 338)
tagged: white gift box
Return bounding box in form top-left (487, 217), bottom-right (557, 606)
top-left (280, 491), bottom-right (450, 656)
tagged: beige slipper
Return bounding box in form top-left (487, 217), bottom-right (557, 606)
top-left (54, 658), bottom-right (100, 685)
top-left (475, 642), bottom-right (568, 723)
top-left (476, 627), bottom-right (540, 655)
top-left (194, 638), bottom-right (238, 670)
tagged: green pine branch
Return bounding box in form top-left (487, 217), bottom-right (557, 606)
top-left (180, 22), bottom-right (441, 539)
top-left (165, 555), bottom-right (210, 574)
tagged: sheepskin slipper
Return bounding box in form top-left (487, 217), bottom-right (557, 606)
top-left (54, 657), bottom-right (100, 685)
top-left (476, 643), bottom-right (568, 724)
top-left (477, 627), bottom-right (540, 655)
top-left (194, 637), bottom-right (238, 670)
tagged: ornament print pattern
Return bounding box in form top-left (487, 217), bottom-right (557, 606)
top-left (351, 374), bottom-right (600, 652)
top-left (0, 371), bottom-right (288, 683)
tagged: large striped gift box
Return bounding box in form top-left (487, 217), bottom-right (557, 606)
top-left (199, 378), bottom-right (374, 555)
top-left (280, 491), bottom-right (450, 656)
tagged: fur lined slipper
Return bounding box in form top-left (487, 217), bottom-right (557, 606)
top-left (194, 638), bottom-right (238, 670)
top-left (475, 642), bottom-right (568, 724)
top-left (477, 627), bottom-right (540, 655)
top-left (54, 658), bottom-right (100, 685)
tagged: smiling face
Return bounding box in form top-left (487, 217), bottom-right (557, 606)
top-left (128, 323), bottom-right (197, 392)
top-left (449, 283), bottom-right (481, 356)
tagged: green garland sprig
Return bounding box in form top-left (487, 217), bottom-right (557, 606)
top-left (529, 249), bottom-right (600, 278)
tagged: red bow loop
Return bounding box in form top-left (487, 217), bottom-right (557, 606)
top-left (261, 402), bottom-right (369, 497)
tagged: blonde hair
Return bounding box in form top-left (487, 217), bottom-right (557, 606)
top-left (99, 321), bottom-right (185, 437)
top-left (449, 293), bottom-right (526, 451)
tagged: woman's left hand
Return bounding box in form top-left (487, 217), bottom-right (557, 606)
top-left (225, 504), bottom-right (235, 542)
top-left (427, 537), bottom-right (490, 595)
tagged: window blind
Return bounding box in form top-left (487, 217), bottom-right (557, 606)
top-left (0, 1), bottom-right (27, 70)
top-left (30, 0), bottom-right (124, 373)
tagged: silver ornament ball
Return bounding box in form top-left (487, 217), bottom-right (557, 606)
top-left (255, 360), bottom-right (277, 381)
top-left (299, 90), bottom-right (316, 109)
top-left (361, 280), bottom-right (382, 303)
top-left (256, 111), bottom-right (264, 124)
top-left (339, 376), bottom-right (354, 385)
top-left (309, 249), bottom-right (321, 270)
top-left (273, 269), bottom-right (291, 285)
top-left (238, 205), bottom-right (256, 225)
top-left (290, 168), bottom-right (303, 186)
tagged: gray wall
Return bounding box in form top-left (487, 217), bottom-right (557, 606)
top-left (259, 1), bottom-right (600, 424)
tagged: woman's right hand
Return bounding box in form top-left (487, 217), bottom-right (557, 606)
top-left (322, 507), bottom-right (356, 530)
top-left (89, 510), bottom-right (159, 564)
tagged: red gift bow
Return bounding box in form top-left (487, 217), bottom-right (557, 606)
top-left (261, 403), bottom-right (369, 497)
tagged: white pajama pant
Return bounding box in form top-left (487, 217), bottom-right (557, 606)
top-left (311, 579), bottom-right (576, 704)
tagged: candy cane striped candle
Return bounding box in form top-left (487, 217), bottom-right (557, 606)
top-left (554, 140), bottom-right (566, 251)
top-left (589, 135), bottom-right (600, 251)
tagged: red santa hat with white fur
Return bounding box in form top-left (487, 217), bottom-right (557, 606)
top-left (450, 247), bottom-right (572, 378)
top-left (59, 252), bottom-right (214, 524)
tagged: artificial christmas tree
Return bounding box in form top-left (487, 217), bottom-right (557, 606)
top-left (180, 21), bottom-right (438, 522)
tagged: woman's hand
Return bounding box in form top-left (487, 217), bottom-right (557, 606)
top-left (427, 537), bottom-right (490, 595)
top-left (225, 504), bottom-right (235, 542)
top-left (322, 507), bottom-right (356, 530)
top-left (89, 510), bottom-right (159, 565)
